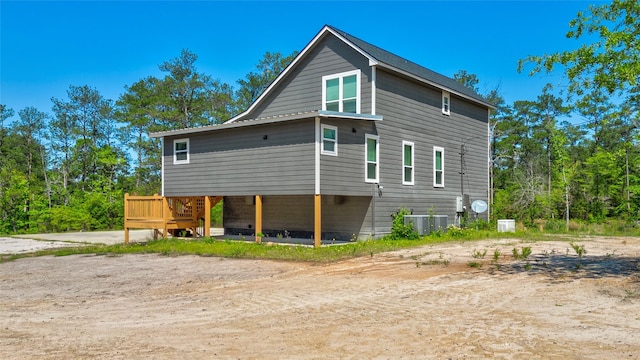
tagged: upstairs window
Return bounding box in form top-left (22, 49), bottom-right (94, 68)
top-left (402, 141), bottom-right (414, 185)
top-left (322, 70), bottom-right (361, 113)
top-left (434, 146), bottom-right (444, 187)
top-left (173, 138), bottom-right (190, 165)
top-left (365, 134), bottom-right (379, 183)
top-left (321, 124), bottom-right (338, 155)
top-left (442, 91), bottom-right (450, 115)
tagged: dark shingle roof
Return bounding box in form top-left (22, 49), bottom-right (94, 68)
top-left (326, 25), bottom-right (490, 107)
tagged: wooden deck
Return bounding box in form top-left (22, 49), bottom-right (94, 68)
top-left (123, 194), bottom-right (222, 244)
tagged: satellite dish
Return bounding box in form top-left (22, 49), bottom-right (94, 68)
top-left (471, 200), bottom-right (488, 214)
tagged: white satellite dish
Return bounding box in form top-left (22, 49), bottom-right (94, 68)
top-left (471, 200), bottom-right (488, 214)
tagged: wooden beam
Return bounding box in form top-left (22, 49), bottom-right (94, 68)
top-left (124, 193), bottom-right (130, 244)
top-left (204, 196), bottom-right (211, 237)
top-left (314, 194), bottom-right (321, 247)
top-left (255, 195), bottom-right (263, 244)
top-left (162, 197), bottom-right (169, 238)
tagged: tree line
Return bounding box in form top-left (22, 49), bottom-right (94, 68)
top-left (495, 0), bottom-right (640, 228)
top-left (0, 50), bottom-right (296, 233)
top-left (1, 0), bottom-right (638, 233)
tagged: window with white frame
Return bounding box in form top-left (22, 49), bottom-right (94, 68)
top-left (433, 146), bottom-right (444, 187)
top-left (402, 141), bottom-right (414, 185)
top-left (174, 138), bottom-right (190, 165)
top-left (365, 134), bottom-right (379, 183)
top-left (442, 91), bottom-right (450, 115)
top-left (322, 70), bottom-right (361, 113)
top-left (321, 124), bottom-right (338, 155)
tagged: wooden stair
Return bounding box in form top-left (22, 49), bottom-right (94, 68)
top-left (124, 194), bottom-right (222, 243)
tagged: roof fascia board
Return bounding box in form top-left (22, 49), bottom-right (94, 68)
top-left (151, 110), bottom-right (382, 138)
top-left (152, 113), bottom-right (312, 138)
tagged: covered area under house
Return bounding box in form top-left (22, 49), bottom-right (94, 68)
top-left (123, 193), bottom-right (327, 247)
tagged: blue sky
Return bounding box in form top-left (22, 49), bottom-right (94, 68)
top-left (1, 0), bottom-right (604, 124)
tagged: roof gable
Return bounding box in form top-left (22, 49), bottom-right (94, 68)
top-left (227, 25), bottom-right (492, 124)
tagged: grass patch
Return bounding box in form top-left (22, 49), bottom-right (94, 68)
top-left (0, 230), bottom-right (502, 264)
top-left (471, 249), bottom-right (487, 259)
top-left (419, 259), bottom-right (450, 267)
top-left (0, 224), bottom-right (616, 264)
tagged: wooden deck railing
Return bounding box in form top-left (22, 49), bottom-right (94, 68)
top-left (123, 193), bottom-right (221, 244)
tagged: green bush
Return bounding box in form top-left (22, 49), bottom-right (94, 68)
top-left (543, 219), bottom-right (566, 232)
top-left (49, 206), bottom-right (92, 232)
top-left (473, 218), bottom-right (492, 230)
top-left (446, 225), bottom-right (468, 237)
top-left (389, 208), bottom-right (419, 240)
top-left (210, 200), bottom-right (223, 226)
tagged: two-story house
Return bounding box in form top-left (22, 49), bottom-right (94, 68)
top-left (150, 25), bottom-right (493, 245)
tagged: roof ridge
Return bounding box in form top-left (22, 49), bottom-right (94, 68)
top-left (327, 25), bottom-right (420, 67)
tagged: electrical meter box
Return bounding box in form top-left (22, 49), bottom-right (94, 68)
top-left (456, 195), bottom-right (470, 212)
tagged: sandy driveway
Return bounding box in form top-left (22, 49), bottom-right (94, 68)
top-left (0, 230), bottom-right (154, 255)
top-left (1, 229), bottom-right (226, 255)
top-left (1, 236), bottom-right (639, 359)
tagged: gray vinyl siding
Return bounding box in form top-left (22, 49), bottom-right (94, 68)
top-left (239, 35), bottom-right (373, 120)
top-left (319, 118), bottom-right (377, 196)
top-left (369, 68), bottom-right (489, 230)
top-left (163, 120), bottom-right (315, 196)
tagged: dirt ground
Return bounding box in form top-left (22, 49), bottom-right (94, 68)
top-left (1, 236), bottom-right (640, 359)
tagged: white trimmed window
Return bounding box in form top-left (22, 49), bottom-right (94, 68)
top-left (402, 141), bottom-right (414, 185)
top-left (434, 146), bottom-right (444, 187)
top-left (365, 134), bottom-right (379, 183)
top-left (173, 138), bottom-right (190, 165)
top-left (322, 70), bottom-right (361, 113)
top-left (321, 124), bottom-right (338, 156)
top-left (442, 91), bottom-right (451, 115)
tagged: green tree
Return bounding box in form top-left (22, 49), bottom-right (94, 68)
top-left (117, 50), bottom-right (235, 194)
top-left (53, 86), bottom-right (123, 191)
top-left (15, 107), bottom-right (47, 183)
top-left (0, 168), bottom-right (29, 233)
top-left (530, 84), bottom-right (570, 202)
top-left (518, 0), bottom-right (640, 223)
top-left (583, 148), bottom-right (625, 221)
top-left (519, 0), bottom-right (640, 96)
top-left (156, 49), bottom-right (229, 128)
top-left (490, 86), bottom-right (571, 222)
top-left (574, 88), bottom-right (615, 151)
top-left (509, 99), bottom-right (542, 170)
top-left (485, 89), bottom-right (511, 212)
top-left (116, 77), bottom-right (163, 192)
top-left (551, 122), bottom-right (576, 229)
top-left (234, 51), bottom-right (298, 114)
top-left (453, 70), bottom-right (480, 94)
top-left (0, 105), bottom-right (15, 170)
top-left (50, 97), bottom-right (75, 205)
top-left (13, 107), bottom-right (49, 226)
